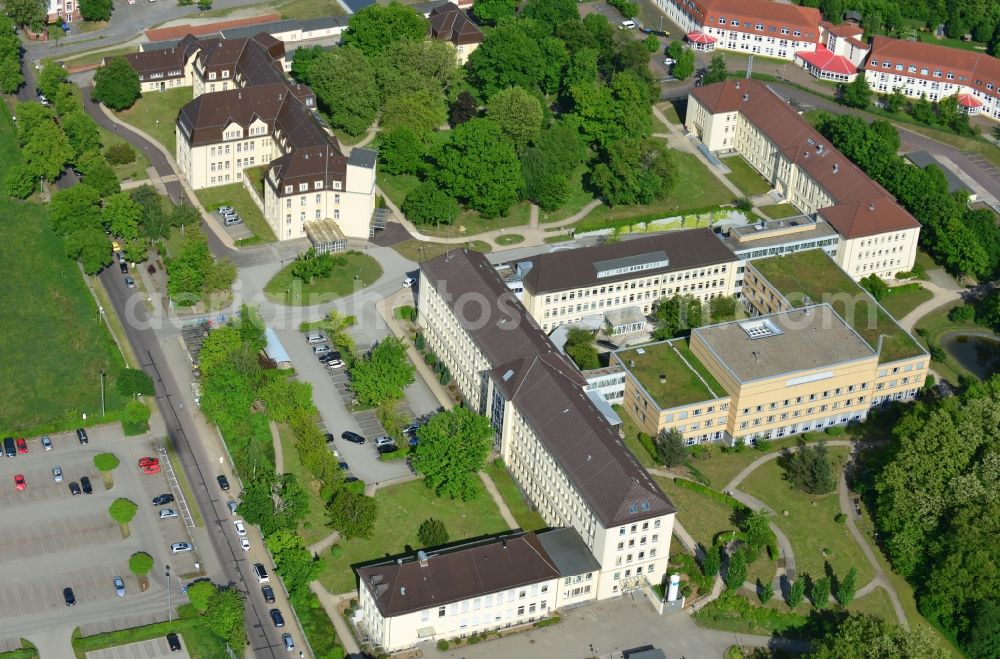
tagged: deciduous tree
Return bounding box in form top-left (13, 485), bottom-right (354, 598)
top-left (128, 551), bottom-right (153, 576)
top-left (116, 368), bottom-right (154, 396)
top-left (80, 0), bottom-right (113, 21)
top-left (308, 47), bottom-right (379, 136)
top-left (4, 0), bottom-right (45, 27)
top-left (65, 227), bottom-right (112, 274)
top-left (204, 587), bottom-right (246, 650)
top-left (840, 73), bottom-right (873, 109)
top-left (342, 1), bottom-right (428, 58)
top-left (402, 182), bottom-right (459, 226)
top-left (810, 613), bottom-right (947, 659)
top-left (378, 127), bottom-right (425, 175)
top-left (380, 88), bottom-right (447, 140)
top-left (264, 530), bottom-right (319, 594)
top-left (102, 192), bottom-right (144, 242)
top-left (486, 86), bottom-right (543, 152)
top-left (655, 428), bottom-right (688, 467)
top-left (60, 111), bottom-right (102, 159)
top-left (472, 0), bottom-right (515, 25)
top-left (187, 581), bottom-right (215, 612)
top-left (348, 336), bottom-right (415, 406)
top-left (49, 184), bottom-right (102, 235)
top-left (327, 488), bottom-right (377, 539)
top-left (36, 61), bottom-right (68, 100)
top-left (413, 407), bottom-right (494, 501)
top-left (449, 91), bottom-right (479, 126)
top-left (108, 498), bottom-right (138, 525)
top-left (92, 58), bottom-right (140, 111)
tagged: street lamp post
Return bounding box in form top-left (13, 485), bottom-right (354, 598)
top-left (166, 564), bottom-right (172, 622)
top-left (99, 370), bottom-right (105, 416)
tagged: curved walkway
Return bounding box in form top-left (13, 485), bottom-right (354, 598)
top-left (896, 279), bottom-right (964, 332)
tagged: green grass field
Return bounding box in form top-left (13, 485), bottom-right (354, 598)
top-left (616, 339), bottom-right (724, 408)
top-left (615, 404), bottom-right (657, 468)
top-left (758, 203), bottom-right (801, 220)
top-left (0, 107), bottom-right (128, 433)
top-left (194, 183), bottom-right (276, 243)
top-left (741, 447), bottom-right (874, 588)
top-left (278, 424), bottom-right (332, 545)
top-left (880, 283), bottom-right (933, 321)
top-left (390, 239), bottom-right (491, 262)
top-left (95, 124), bottom-right (151, 183)
top-left (115, 87), bottom-right (190, 156)
top-left (654, 476), bottom-right (736, 550)
top-left (317, 479), bottom-right (509, 594)
top-left (723, 156), bottom-right (772, 196)
top-left (71, 605), bottom-right (227, 658)
top-left (264, 252), bottom-right (382, 305)
top-left (482, 461), bottom-right (547, 532)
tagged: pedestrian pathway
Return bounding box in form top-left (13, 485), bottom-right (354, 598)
top-left (308, 582), bottom-right (360, 656)
top-left (307, 530), bottom-right (341, 556)
top-left (270, 420), bottom-right (284, 473)
top-left (479, 470), bottom-right (519, 531)
top-left (896, 277), bottom-right (964, 332)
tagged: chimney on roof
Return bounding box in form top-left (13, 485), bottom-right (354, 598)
top-left (400, 587), bottom-right (406, 596)
top-left (418, 550), bottom-right (428, 567)
top-left (869, 201), bottom-right (875, 211)
top-left (735, 81), bottom-right (740, 89)
top-left (502, 538), bottom-right (507, 549)
top-left (742, 93), bottom-right (749, 101)
top-left (816, 144), bottom-right (824, 155)
top-left (833, 163), bottom-right (839, 174)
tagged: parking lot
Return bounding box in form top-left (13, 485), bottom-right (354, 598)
top-left (0, 426), bottom-right (195, 647)
top-left (212, 208), bottom-right (253, 242)
top-left (86, 636), bottom-right (191, 659)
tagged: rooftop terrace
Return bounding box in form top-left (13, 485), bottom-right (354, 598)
top-left (615, 339), bottom-right (723, 410)
top-left (749, 249), bottom-right (924, 364)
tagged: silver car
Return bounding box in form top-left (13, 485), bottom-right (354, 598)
top-left (159, 508), bottom-right (178, 520)
top-left (52, 466), bottom-right (63, 483)
top-left (41, 435), bottom-right (52, 451)
top-left (113, 575), bottom-right (126, 597)
top-left (170, 542), bottom-right (193, 554)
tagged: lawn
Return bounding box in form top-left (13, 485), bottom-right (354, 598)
top-left (390, 239), bottom-right (491, 262)
top-left (278, 424), bottom-right (332, 545)
top-left (95, 124), bottom-right (151, 183)
top-left (495, 233), bottom-right (524, 246)
top-left (654, 476), bottom-right (736, 550)
top-left (58, 44), bottom-right (138, 68)
top-left (750, 249), bottom-right (924, 363)
top-left (758, 203), bottom-right (801, 219)
top-left (723, 156), bottom-right (771, 196)
top-left (616, 339), bottom-right (724, 408)
top-left (912, 301), bottom-right (998, 384)
top-left (375, 172), bottom-right (420, 209)
top-left (537, 166), bottom-right (599, 224)
top-left (615, 404), bottom-right (657, 468)
top-left (193, 183), bottom-right (276, 243)
top-left (71, 605), bottom-right (227, 658)
top-left (880, 283), bottom-right (933, 321)
top-left (263, 252), bottom-right (382, 305)
top-left (685, 434), bottom-right (828, 489)
top-left (274, 0), bottom-right (346, 18)
top-left (115, 87), bottom-right (191, 157)
top-left (847, 585), bottom-right (898, 622)
top-left (657, 101), bottom-right (683, 126)
top-left (317, 479), bottom-right (509, 594)
top-left (482, 460), bottom-right (547, 532)
top-left (741, 447), bottom-right (874, 588)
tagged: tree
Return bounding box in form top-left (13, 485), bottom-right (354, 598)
top-left (655, 428), bottom-right (688, 468)
top-left (741, 509), bottom-right (773, 560)
top-left (840, 73), bottom-right (873, 109)
top-left (669, 42), bottom-right (695, 80)
top-left (92, 58), bottom-right (141, 111)
top-left (429, 118), bottom-right (523, 218)
top-left (187, 581), bottom-right (215, 613)
top-left (811, 575), bottom-right (831, 609)
top-left (380, 88), bottom-right (447, 140)
top-left (122, 400), bottom-right (151, 432)
top-left (590, 137), bottom-right (670, 206)
top-left (167, 228), bottom-right (213, 305)
top-left (449, 91), bottom-right (479, 126)
top-left (49, 184), bottom-right (102, 235)
top-left (308, 47), bottom-right (379, 136)
top-left (65, 227), bottom-right (113, 274)
top-left (265, 530), bottom-right (319, 594)
top-left (570, 70), bottom-right (652, 150)
top-left (810, 613), bottom-right (948, 659)
top-left (782, 438), bottom-right (836, 494)
top-left (653, 294), bottom-right (702, 339)
top-left (372, 39), bottom-right (460, 107)
top-left (564, 327), bottom-right (599, 370)
top-left (102, 192), bottom-right (144, 242)
top-left (61, 111), bottom-right (102, 159)
top-left (4, 0), bottom-right (45, 26)
top-left (836, 566), bottom-right (857, 605)
top-left (93, 453), bottom-right (120, 472)
top-left (467, 22), bottom-right (555, 98)
top-left (169, 203), bottom-right (200, 229)
top-left (708, 295), bottom-right (738, 323)
top-left (259, 377), bottom-right (314, 425)
top-left (36, 61), bottom-right (68, 100)
top-left (702, 54), bottom-right (728, 84)
top-left (760, 580), bottom-right (774, 604)
top-left (76, 149), bottom-right (121, 197)
top-left (702, 545), bottom-right (721, 577)
top-left (128, 551), bottom-right (153, 576)
top-left (378, 127), bottom-right (425, 175)
top-left (204, 587), bottom-right (246, 650)
top-left (486, 86), bottom-right (543, 152)
top-left (342, 1), bottom-right (428, 58)
top-left (787, 577), bottom-right (805, 608)
top-left (860, 274), bottom-right (889, 301)
top-left (108, 498), bottom-right (138, 526)
top-left (725, 549), bottom-right (748, 589)
top-left (348, 336), bottom-right (415, 406)
top-left (885, 85), bottom-right (906, 113)
top-left (290, 45), bottom-right (325, 84)
top-left (327, 488), bottom-right (378, 539)
top-left (965, 600), bottom-right (1000, 659)
top-left (418, 518), bottom-right (450, 547)
top-left (402, 182), bottom-right (459, 226)
top-left (116, 368), bottom-right (154, 397)
top-left (79, 0), bottom-right (112, 21)
top-left (521, 0), bottom-right (578, 30)
top-left (22, 118), bottom-right (72, 182)
top-left (472, 0), bottom-right (515, 25)
top-left (290, 248), bottom-right (336, 284)
top-left (0, 49), bottom-right (22, 95)
top-left (413, 407), bottom-right (494, 501)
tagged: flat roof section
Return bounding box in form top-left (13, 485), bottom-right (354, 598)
top-left (692, 305), bottom-right (877, 383)
top-left (616, 339), bottom-right (723, 409)
top-left (748, 249), bottom-right (924, 363)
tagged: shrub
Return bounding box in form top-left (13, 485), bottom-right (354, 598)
top-left (104, 143), bottom-right (136, 165)
top-left (330, 545), bottom-right (344, 559)
top-left (424, 352), bottom-right (437, 367)
top-left (436, 639), bottom-right (450, 651)
top-left (417, 518), bottom-right (450, 547)
top-left (823, 425), bottom-right (845, 436)
top-left (414, 333), bottom-right (425, 350)
top-left (734, 196), bottom-right (753, 212)
top-left (949, 304), bottom-right (976, 323)
top-left (534, 616), bottom-right (561, 628)
top-left (93, 452), bottom-right (120, 472)
top-left (701, 544), bottom-right (721, 577)
top-left (929, 343), bottom-right (947, 362)
top-left (129, 551), bottom-right (154, 576)
top-left (116, 367), bottom-right (155, 397)
top-left (121, 400), bottom-right (151, 434)
top-left (834, 512), bottom-right (847, 523)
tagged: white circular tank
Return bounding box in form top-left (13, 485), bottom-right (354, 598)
top-left (667, 573), bottom-right (681, 601)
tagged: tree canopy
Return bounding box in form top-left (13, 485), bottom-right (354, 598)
top-left (342, 1), bottom-right (428, 58)
top-left (92, 58), bottom-right (141, 111)
top-left (413, 407), bottom-right (494, 500)
top-left (781, 438), bottom-right (836, 494)
top-left (348, 336), bottom-right (415, 406)
top-left (303, 47), bottom-right (379, 136)
top-left (327, 488), bottom-right (378, 539)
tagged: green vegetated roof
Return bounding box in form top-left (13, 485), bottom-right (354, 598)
top-left (750, 250), bottom-right (924, 364)
top-left (618, 339), bottom-right (722, 409)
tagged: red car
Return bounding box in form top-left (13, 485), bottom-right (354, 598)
top-left (15, 438), bottom-right (27, 454)
top-left (14, 474), bottom-right (25, 491)
top-left (138, 457), bottom-right (161, 475)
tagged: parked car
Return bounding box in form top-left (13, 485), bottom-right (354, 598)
top-left (80, 476), bottom-right (93, 494)
top-left (282, 633), bottom-right (295, 652)
top-left (270, 608), bottom-right (285, 628)
top-left (218, 206), bottom-right (234, 214)
top-left (16, 437), bottom-right (27, 453)
top-left (227, 500), bottom-right (238, 515)
top-left (253, 563), bottom-right (269, 583)
top-left (261, 584), bottom-right (275, 603)
top-left (63, 587), bottom-right (76, 606)
top-left (69, 481), bottom-right (81, 496)
top-left (341, 431), bottom-right (365, 445)
top-left (119, 261), bottom-right (129, 275)
top-left (324, 433), bottom-right (336, 443)
top-left (139, 457), bottom-right (161, 474)
top-left (160, 508), bottom-right (179, 520)
top-left (38, 93), bottom-right (49, 106)
top-left (113, 575), bottom-right (126, 597)
top-left (318, 352), bottom-right (341, 363)
top-left (402, 276), bottom-right (416, 288)
top-left (338, 461), bottom-right (350, 471)
top-left (305, 332), bottom-right (326, 345)
top-left (166, 633), bottom-right (182, 652)
top-left (240, 537), bottom-right (251, 552)
top-left (170, 542), bottom-right (193, 554)
top-left (76, 428), bottom-right (89, 444)
top-left (217, 475), bottom-right (230, 491)
top-left (312, 344), bottom-right (331, 355)
top-left (374, 436), bottom-right (395, 448)
top-left (2, 436), bottom-right (14, 457)
top-left (344, 476), bottom-right (360, 483)
top-left (619, 19), bottom-right (636, 29)
top-left (124, 276), bottom-right (135, 288)
top-left (325, 359), bottom-right (344, 369)
top-left (52, 466), bottom-right (63, 482)
top-left (377, 444), bottom-right (399, 455)
top-left (234, 520), bottom-right (247, 536)
top-left (14, 474), bottom-right (26, 490)
top-left (664, 57), bottom-right (676, 65)
top-left (41, 435), bottom-right (52, 451)
top-left (152, 493), bottom-right (175, 506)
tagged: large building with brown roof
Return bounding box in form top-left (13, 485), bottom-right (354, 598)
top-left (685, 79), bottom-right (920, 280)
top-left (427, 2), bottom-right (483, 64)
top-left (656, 0), bottom-right (820, 60)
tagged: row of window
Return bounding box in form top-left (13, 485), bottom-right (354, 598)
top-left (709, 17), bottom-right (807, 38)
top-left (284, 209), bottom-right (339, 224)
top-left (870, 59), bottom-right (969, 83)
top-left (286, 193), bottom-right (341, 208)
top-left (282, 180), bottom-right (343, 194)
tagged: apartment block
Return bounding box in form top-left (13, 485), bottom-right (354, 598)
top-left (416, 249), bottom-right (676, 608)
top-left (686, 80), bottom-right (920, 279)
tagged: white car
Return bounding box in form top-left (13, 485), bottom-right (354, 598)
top-left (240, 537), bottom-right (251, 552)
top-left (170, 542), bottom-right (192, 554)
top-left (402, 276), bottom-right (416, 288)
top-left (375, 436), bottom-right (395, 448)
top-left (234, 520), bottom-right (247, 537)
top-left (664, 57), bottom-right (676, 65)
top-left (160, 508), bottom-right (179, 519)
top-left (41, 435), bottom-right (52, 451)
top-left (52, 466), bottom-right (63, 483)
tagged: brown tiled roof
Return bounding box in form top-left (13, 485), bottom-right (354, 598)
top-left (357, 533), bottom-right (560, 618)
top-left (122, 34), bottom-right (203, 79)
top-left (420, 250), bottom-right (675, 528)
top-left (267, 144), bottom-right (347, 194)
top-left (821, 21), bottom-right (863, 38)
top-left (428, 2), bottom-right (483, 46)
top-left (864, 36), bottom-right (1000, 98)
top-left (690, 80), bottom-right (920, 238)
top-left (517, 228), bottom-right (736, 295)
top-left (681, 0), bottom-right (821, 43)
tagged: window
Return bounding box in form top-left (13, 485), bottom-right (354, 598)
top-left (438, 606), bottom-right (446, 618)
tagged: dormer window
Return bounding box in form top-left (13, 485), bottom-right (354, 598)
top-left (299, 183), bottom-right (308, 192)
top-left (333, 181), bottom-right (342, 190)
top-left (933, 69), bottom-right (942, 77)
top-left (792, 29), bottom-right (801, 36)
top-left (920, 67), bottom-right (928, 75)
top-left (895, 64), bottom-right (903, 71)
top-left (222, 70), bottom-right (229, 78)
top-left (314, 181), bottom-right (323, 190)
top-left (284, 185), bottom-right (293, 194)
top-left (907, 65), bottom-right (916, 73)
top-left (755, 23), bottom-right (763, 30)
top-left (208, 72), bottom-right (216, 80)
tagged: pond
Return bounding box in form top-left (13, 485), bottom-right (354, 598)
top-left (941, 332), bottom-right (1000, 380)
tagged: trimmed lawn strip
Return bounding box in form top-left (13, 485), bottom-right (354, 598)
top-left (317, 479), bottom-right (508, 594)
top-left (193, 183), bottom-right (276, 243)
top-left (846, 585), bottom-right (898, 622)
top-left (758, 203), bottom-right (801, 219)
top-left (482, 461), bottom-right (547, 532)
top-left (880, 284), bottom-right (933, 321)
top-left (616, 404), bottom-right (656, 468)
top-left (278, 424), bottom-right (331, 546)
top-left (722, 156), bottom-right (771, 196)
top-left (391, 239), bottom-right (491, 262)
top-left (59, 44), bottom-right (138, 68)
top-left (654, 476), bottom-right (736, 550)
top-left (616, 339), bottom-right (722, 408)
top-left (263, 252), bottom-right (382, 305)
top-left (741, 447), bottom-right (874, 587)
top-left (114, 87), bottom-right (191, 157)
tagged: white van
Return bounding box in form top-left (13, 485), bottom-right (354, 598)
top-left (253, 563), bottom-right (269, 583)
top-left (619, 19), bottom-right (636, 29)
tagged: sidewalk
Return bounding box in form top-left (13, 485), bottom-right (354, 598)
top-left (479, 470), bottom-right (519, 530)
top-left (309, 582), bottom-right (361, 656)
